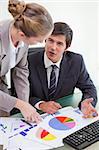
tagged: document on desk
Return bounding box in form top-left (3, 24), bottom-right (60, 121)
top-left (0, 117), bottom-right (38, 149)
top-left (38, 107), bottom-right (99, 139)
top-left (8, 124), bottom-right (63, 150)
top-left (0, 131), bottom-right (8, 149)
top-left (0, 114), bottom-right (64, 149)
top-left (8, 133), bottom-right (57, 150)
top-left (0, 106), bottom-right (98, 150)
top-left (0, 128), bottom-right (4, 145)
top-left (0, 118), bottom-right (11, 149)
top-left (6, 107), bottom-right (74, 149)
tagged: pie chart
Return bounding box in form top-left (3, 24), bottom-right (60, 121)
top-left (36, 127), bottom-right (57, 141)
top-left (49, 116), bottom-right (76, 130)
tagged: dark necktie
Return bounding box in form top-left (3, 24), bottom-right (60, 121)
top-left (48, 65), bottom-right (56, 100)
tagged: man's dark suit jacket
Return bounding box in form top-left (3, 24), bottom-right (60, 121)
top-left (28, 49), bottom-right (97, 108)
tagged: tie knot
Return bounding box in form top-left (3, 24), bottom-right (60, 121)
top-left (51, 65), bottom-right (57, 70)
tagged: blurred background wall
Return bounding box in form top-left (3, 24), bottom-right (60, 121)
top-left (0, 0), bottom-right (99, 87)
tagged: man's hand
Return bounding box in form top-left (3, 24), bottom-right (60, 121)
top-left (15, 99), bottom-right (42, 124)
top-left (39, 101), bottom-right (62, 114)
top-left (81, 98), bottom-right (98, 118)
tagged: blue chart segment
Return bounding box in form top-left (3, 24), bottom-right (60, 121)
top-left (49, 116), bottom-right (76, 130)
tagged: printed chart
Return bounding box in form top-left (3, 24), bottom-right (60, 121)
top-left (49, 116), bottom-right (76, 130)
top-left (0, 118), bottom-right (28, 134)
top-left (36, 127), bottom-right (57, 141)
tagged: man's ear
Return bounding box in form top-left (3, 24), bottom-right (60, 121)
top-left (64, 47), bottom-right (67, 51)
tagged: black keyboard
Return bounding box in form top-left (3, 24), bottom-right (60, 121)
top-left (63, 120), bottom-right (99, 150)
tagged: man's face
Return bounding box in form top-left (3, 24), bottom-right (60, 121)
top-left (45, 35), bottom-right (66, 62)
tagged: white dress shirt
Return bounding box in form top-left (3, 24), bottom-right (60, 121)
top-left (35, 51), bottom-right (63, 109)
top-left (6, 27), bottom-right (24, 88)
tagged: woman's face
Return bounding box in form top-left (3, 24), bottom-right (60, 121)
top-left (11, 25), bottom-right (52, 46)
top-left (22, 36), bottom-right (43, 45)
top-left (21, 31), bottom-right (52, 45)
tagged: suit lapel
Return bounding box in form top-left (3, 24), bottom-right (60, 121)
top-left (16, 45), bottom-right (28, 65)
top-left (36, 52), bottom-right (48, 99)
top-left (55, 53), bottom-right (71, 96)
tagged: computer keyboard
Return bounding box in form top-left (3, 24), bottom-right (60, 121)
top-left (63, 120), bottom-right (99, 150)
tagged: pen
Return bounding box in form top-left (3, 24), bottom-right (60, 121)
top-left (21, 119), bottom-right (32, 126)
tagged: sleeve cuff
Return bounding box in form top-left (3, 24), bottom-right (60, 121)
top-left (35, 101), bottom-right (45, 110)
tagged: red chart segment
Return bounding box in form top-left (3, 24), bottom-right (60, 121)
top-left (41, 130), bottom-right (49, 138)
top-left (49, 116), bottom-right (76, 130)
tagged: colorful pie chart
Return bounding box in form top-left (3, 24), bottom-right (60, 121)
top-left (36, 127), bottom-right (57, 141)
top-left (49, 116), bottom-right (76, 130)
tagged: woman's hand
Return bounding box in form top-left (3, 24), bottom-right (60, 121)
top-left (15, 99), bottom-right (42, 124)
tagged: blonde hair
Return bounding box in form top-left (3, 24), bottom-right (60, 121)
top-left (8, 0), bottom-right (53, 37)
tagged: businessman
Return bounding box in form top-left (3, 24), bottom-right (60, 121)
top-left (28, 22), bottom-right (98, 118)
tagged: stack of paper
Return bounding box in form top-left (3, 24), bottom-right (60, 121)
top-left (0, 106), bottom-right (99, 150)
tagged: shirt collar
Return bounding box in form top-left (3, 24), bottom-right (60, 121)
top-left (44, 52), bottom-right (63, 69)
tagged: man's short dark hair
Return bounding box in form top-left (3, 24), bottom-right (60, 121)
top-left (52, 22), bottom-right (73, 49)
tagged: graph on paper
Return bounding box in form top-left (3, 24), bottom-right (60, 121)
top-left (49, 116), bottom-right (76, 130)
top-left (36, 127), bottom-right (57, 141)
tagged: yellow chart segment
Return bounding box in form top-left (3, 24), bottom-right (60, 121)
top-left (42, 133), bottom-right (57, 141)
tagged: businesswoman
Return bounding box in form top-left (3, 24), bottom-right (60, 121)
top-left (0, 0), bottom-right (53, 123)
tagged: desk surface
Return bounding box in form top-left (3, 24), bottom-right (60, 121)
top-left (12, 92), bottom-right (99, 150)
